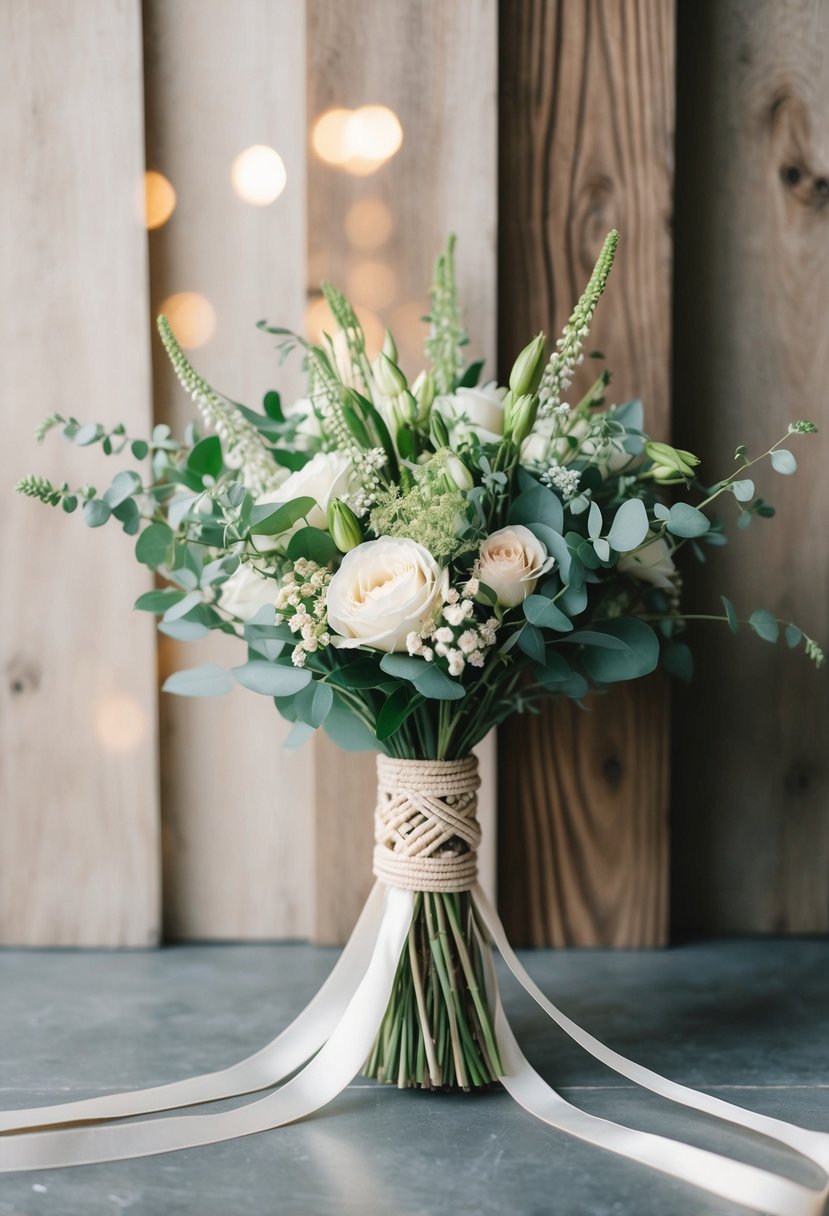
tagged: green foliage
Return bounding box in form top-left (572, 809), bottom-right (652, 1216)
top-left (425, 234), bottom-right (467, 394)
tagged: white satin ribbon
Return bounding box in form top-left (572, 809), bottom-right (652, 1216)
top-left (0, 887), bottom-right (414, 1171)
top-left (472, 884), bottom-right (829, 1216)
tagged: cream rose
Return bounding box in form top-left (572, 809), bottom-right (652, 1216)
top-left (617, 536), bottom-right (677, 591)
top-left (252, 451), bottom-right (353, 552)
top-left (437, 381), bottom-right (507, 445)
top-left (219, 564), bottom-right (278, 622)
top-left (478, 525), bottom-right (552, 608)
top-left (326, 537), bottom-right (447, 652)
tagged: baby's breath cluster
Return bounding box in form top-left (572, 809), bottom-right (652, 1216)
top-left (406, 578), bottom-right (498, 678)
top-left (274, 558), bottom-right (333, 668)
top-left (541, 463), bottom-right (581, 499)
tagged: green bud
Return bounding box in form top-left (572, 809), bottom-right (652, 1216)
top-left (382, 329), bottom-right (398, 363)
top-left (373, 351), bottom-right (407, 397)
top-left (504, 393), bottom-right (539, 446)
top-left (400, 390), bottom-right (419, 425)
top-left (327, 497), bottom-right (363, 553)
top-left (430, 409), bottom-right (449, 449)
top-left (508, 332), bottom-right (546, 397)
top-left (412, 369), bottom-right (436, 420)
top-left (645, 441), bottom-right (700, 480)
top-left (446, 454), bottom-right (474, 492)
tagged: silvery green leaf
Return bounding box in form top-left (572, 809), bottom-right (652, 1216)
top-left (82, 499), bottom-right (111, 528)
top-left (721, 595), bottom-right (738, 634)
top-left (508, 484), bottom-right (564, 534)
top-left (667, 502), bottom-right (710, 538)
top-left (158, 618), bottom-right (210, 641)
top-left (163, 663), bottom-right (233, 696)
top-left (653, 502), bottom-right (670, 521)
top-left (587, 500), bottom-right (603, 540)
top-left (103, 470), bottom-right (142, 508)
top-left (523, 595), bottom-right (573, 632)
top-left (284, 721), bottom-right (316, 749)
top-left (563, 630), bottom-right (631, 651)
top-left (770, 449), bottom-right (797, 475)
top-left (135, 522), bottom-right (174, 568)
top-left (579, 619), bottom-right (659, 683)
top-left (607, 498), bottom-right (649, 552)
top-left (569, 493), bottom-right (590, 515)
top-left (593, 537), bottom-right (611, 562)
top-left (748, 609), bottom-right (779, 643)
top-left (731, 478), bottom-right (755, 502)
top-left (162, 590), bottom-right (203, 622)
top-left (785, 624), bottom-right (802, 648)
top-left (231, 661), bottom-right (312, 696)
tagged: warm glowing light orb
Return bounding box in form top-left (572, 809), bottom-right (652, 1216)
top-left (160, 292), bottom-right (216, 349)
top-left (347, 260), bottom-right (398, 311)
top-left (144, 170), bottom-right (176, 230)
top-left (95, 694), bottom-right (147, 755)
top-left (312, 109), bottom-right (355, 166)
top-left (231, 145), bottom-right (287, 205)
top-left (347, 106), bottom-right (403, 162)
top-left (312, 105), bottom-right (403, 175)
top-left (344, 197), bottom-right (394, 250)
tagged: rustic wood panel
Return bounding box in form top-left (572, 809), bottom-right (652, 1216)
top-left (307, 0), bottom-right (498, 944)
top-left (0, 0), bottom-right (160, 945)
top-left (671, 0), bottom-right (829, 933)
top-left (143, 0), bottom-right (312, 939)
top-left (497, 0), bottom-right (675, 946)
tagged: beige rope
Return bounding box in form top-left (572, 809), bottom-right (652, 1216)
top-left (372, 755), bottom-right (481, 892)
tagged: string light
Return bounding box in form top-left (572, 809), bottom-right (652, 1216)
top-left (144, 171), bottom-right (176, 230)
top-left (94, 694), bottom-right (147, 755)
top-left (344, 198), bottom-right (394, 250)
top-left (311, 105), bottom-right (403, 175)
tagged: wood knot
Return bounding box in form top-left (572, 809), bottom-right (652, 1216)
top-left (780, 163), bottom-right (829, 209)
top-left (602, 754), bottom-right (623, 790)
top-left (784, 760), bottom-right (817, 797)
top-left (6, 655), bottom-right (41, 696)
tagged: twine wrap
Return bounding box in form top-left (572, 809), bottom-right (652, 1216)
top-left (372, 755), bottom-right (481, 892)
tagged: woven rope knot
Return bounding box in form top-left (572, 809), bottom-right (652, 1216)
top-left (372, 755), bottom-right (481, 892)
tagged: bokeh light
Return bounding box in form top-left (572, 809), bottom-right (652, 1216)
top-left (353, 305), bottom-right (384, 355)
top-left (159, 292), bottom-right (216, 349)
top-left (95, 694), bottom-right (147, 755)
top-left (312, 105), bottom-right (403, 175)
top-left (231, 145), bottom-right (287, 205)
top-left (347, 106), bottom-right (403, 161)
top-left (305, 296), bottom-right (384, 357)
top-left (344, 198), bottom-right (394, 250)
top-left (144, 170), bottom-right (176, 230)
top-left (312, 108), bottom-right (355, 166)
top-left (347, 260), bottom-right (398, 311)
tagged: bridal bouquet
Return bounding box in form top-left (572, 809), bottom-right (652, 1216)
top-left (12, 233), bottom-right (829, 1213)
top-left (17, 230), bottom-right (821, 1093)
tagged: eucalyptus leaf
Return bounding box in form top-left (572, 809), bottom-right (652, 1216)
top-left (162, 590), bottom-right (203, 622)
top-left (377, 685), bottom-right (422, 740)
top-left (287, 526), bottom-right (339, 565)
top-left (82, 499), bottom-right (111, 528)
top-left (103, 470), bottom-right (142, 508)
top-left (322, 695), bottom-right (380, 753)
top-left (187, 435), bottom-right (222, 479)
top-left (231, 661), bottom-right (312, 696)
top-left (284, 721), bottom-right (316, 749)
top-left (135, 522), bottom-right (174, 568)
top-left (593, 537), bottom-right (611, 562)
top-left (721, 595), bottom-right (739, 634)
top-left (664, 640), bottom-right (694, 682)
top-left (517, 623), bottom-right (546, 664)
top-left (748, 609), bottom-right (779, 643)
top-left (523, 595), bottom-right (573, 633)
top-left (249, 496), bottom-right (316, 537)
top-left (731, 478), bottom-right (755, 502)
top-left (578, 619), bottom-right (659, 684)
top-left (412, 664), bottom-right (466, 701)
top-left (135, 588), bottom-right (185, 613)
top-left (607, 498), bottom-right (649, 552)
top-left (770, 449), bottom-right (797, 475)
top-left (157, 618), bottom-right (211, 641)
top-left (587, 500), bottom-right (603, 540)
top-left (508, 484), bottom-right (564, 534)
top-left (563, 630), bottom-right (632, 651)
top-left (667, 503), bottom-right (710, 538)
top-left (163, 663), bottom-right (233, 697)
top-left (785, 624), bottom-right (802, 649)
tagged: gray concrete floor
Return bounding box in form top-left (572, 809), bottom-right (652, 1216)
top-left (0, 939), bottom-right (827, 1215)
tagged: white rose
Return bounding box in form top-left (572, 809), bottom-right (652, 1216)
top-left (437, 381), bottom-right (507, 445)
top-left (478, 525), bottom-right (553, 608)
top-left (617, 536), bottom-right (676, 591)
top-left (253, 451), bottom-right (353, 552)
top-left (326, 537), bottom-right (447, 652)
top-left (219, 564), bottom-right (278, 622)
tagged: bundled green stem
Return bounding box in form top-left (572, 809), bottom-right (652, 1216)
top-left (364, 891), bottom-right (501, 1090)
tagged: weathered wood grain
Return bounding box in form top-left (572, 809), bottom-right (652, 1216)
top-left (143, 0), bottom-right (312, 939)
top-left (497, 0), bottom-right (675, 946)
top-left (0, 0), bottom-right (160, 945)
top-left (307, 0), bottom-right (498, 944)
top-left (671, 0), bottom-right (829, 933)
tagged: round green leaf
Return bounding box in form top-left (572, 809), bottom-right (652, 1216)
top-left (231, 661), bottom-right (312, 696)
top-left (579, 619), bottom-right (659, 683)
top-left (163, 663), bottom-right (233, 696)
top-left (135, 522), bottom-right (174, 568)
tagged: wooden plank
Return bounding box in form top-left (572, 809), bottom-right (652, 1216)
top-left (0, 0), bottom-right (160, 946)
top-left (307, 0), bottom-right (498, 944)
top-left (671, 0), bottom-right (829, 933)
top-left (143, 0), bottom-right (312, 939)
top-left (497, 0), bottom-right (675, 946)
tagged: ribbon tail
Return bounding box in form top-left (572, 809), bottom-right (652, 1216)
top-left (0, 883), bottom-right (400, 1156)
top-left (472, 885), bottom-right (829, 1216)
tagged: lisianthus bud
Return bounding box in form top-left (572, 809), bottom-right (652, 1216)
top-left (645, 441), bottom-right (700, 480)
top-left (412, 369), bottom-right (436, 420)
top-left (508, 333), bottom-right (545, 397)
top-left (430, 410), bottom-right (449, 449)
top-left (373, 351), bottom-right (407, 398)
top-left (328, 497), bottom-right (362, 553)
top-left (446, 454), bottom-right (474, 492)
top-left (504, 393), bottom-right (539, 445)
top-left (382, 329), bottom-right (398, 363)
